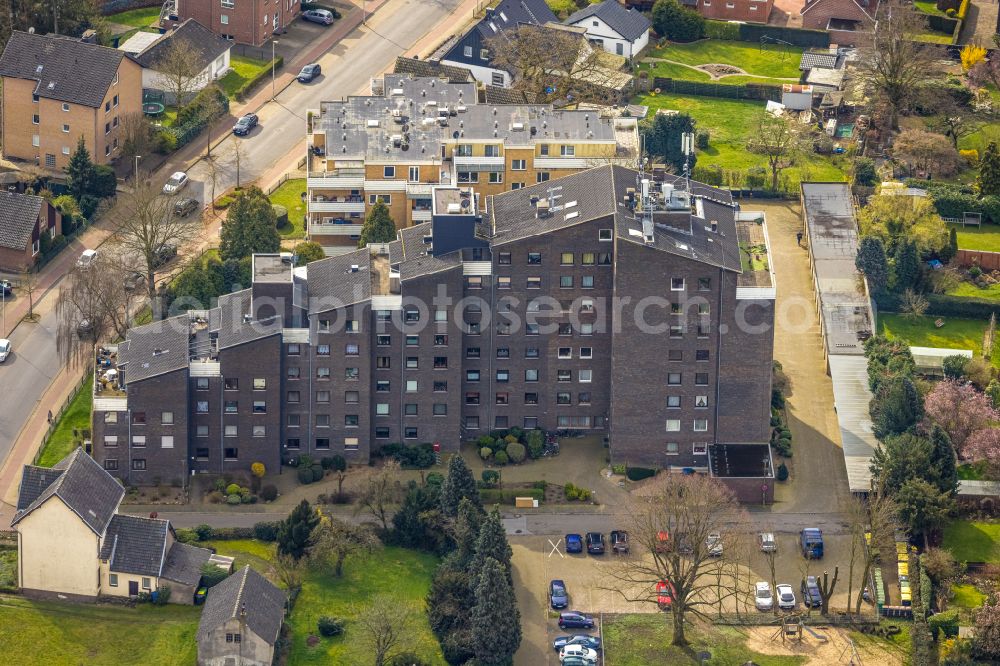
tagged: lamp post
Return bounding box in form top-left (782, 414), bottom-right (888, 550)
top-left (271, 40), bottom-right (279, 101)
top-left (134, 155), bottom-right (141, 184)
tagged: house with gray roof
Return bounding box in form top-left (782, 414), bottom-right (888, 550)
top-left (12, 448), bottom-right (210, 602)
top-left (564, 0), bottom-right (651, 60)
top-left (0, 190), bottom-right (60, 272)
top-left (197, 565), bottom-right (286, 666)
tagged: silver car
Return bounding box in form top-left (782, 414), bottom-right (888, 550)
top-left (0, 338), bottom-right (10, 362)
top-left (162, 171), bottom-right (189, 195)
top-left (302, 8), bottom-right (334, 24)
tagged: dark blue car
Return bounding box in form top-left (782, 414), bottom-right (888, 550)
top-left (566, 534), bottom-right (583, 554)
top-left (553, 635), bottom-right (601, 652)
top-left (549, 579), bottom-right (568, 609)
top-left (801, 576), bottom-right (822, 608)
top-left (558, 611), bottom-right (595, 629)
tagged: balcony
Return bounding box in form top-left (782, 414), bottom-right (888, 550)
top-left (411, 209), bottom-right (432, 222)
top-left (454, 156), bottom-right (504, 170)
top-left (309, 195), bottom-right (365, 214)
top-left (310, 218), bottom-right (364, 235)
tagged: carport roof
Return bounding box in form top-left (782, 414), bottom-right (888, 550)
top-left (828, 355), bottom-right (878, 494)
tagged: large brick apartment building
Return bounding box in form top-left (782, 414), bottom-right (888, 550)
top-left (306, 73), bottom-right (639, 255)
top-left (172, 0), bottom-right (300, 47)
top-left (91, 166), bottom-right (776, 500)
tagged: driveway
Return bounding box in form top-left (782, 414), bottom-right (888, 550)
top-left (769, 0), bottom-right (805, 28)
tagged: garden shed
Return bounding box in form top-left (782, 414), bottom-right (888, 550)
top-left (908, 346), bottom-right (973, 377)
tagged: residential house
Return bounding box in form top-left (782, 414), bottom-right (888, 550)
top-left (799, 50), bottom-right (847, 93)
top-left (682, 0), bottom-right (774, 23)
top-left (171, 0), bottom-right (301, 47)
top-left (197, 565), bottom-right (286, 666)
top-left (440, 0), bottom-right (558, 87)
top-left (393, 56), bottom-right (475, 84)
top-left (11, 448), bottom-right (211, 602)
top-left (0, 31), bottom-right (142, 170)
top-left (0, 191), bottom-right (61, 272)
top-left (564, 0), bottom-right (651, 59)
top-left (801, 0), bottom-right (877, 46)
top-left (121, 19), bottom-right (232, 104)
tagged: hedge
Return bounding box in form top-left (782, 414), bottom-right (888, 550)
top-left (479, 488), bottom-right (544, 505)
top-left (876, 292), bottom-right (1000, 320)
top-left (234, 57), bottom-right (284, 101)
top-left (704, 21), bottom-right (830, 48)
top-left (903, 179), bottom-right (1000, 224)
top-left (704, 20), bottom-right (739, 41)
top-left (651, 77), bottom-right (781, 101)
top-left (923, 0), bottom-right (969, 36)
top-left (626, 467), bottom-right (657, 481)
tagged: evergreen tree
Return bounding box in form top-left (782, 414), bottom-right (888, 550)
top-left (870, 432), bottom-right (934, 491)
top-left (358, 200), bottom-right (397, 247)
top-left (276, 499), bottom-right (319, 560)
top-left (294, 241), bottom-right (327, 265)
top-left (897, 478), bottom-right (953, 546)
top-left (892, 240), bottom-right (921, 293)
top-left (940, 226), bottom-right (959, 264)
top-left (440, 455), bottom-right (480, 517)
top-left (470, 557), bottom-right (521, 665)
top-left (979, 141), bottom-right (1000, 197)
top-left (220, 186), bottom-right (280, 261)
top-left (870, 374), bottom-right (922, 440)
top-left (641, 112), bottom-right (697, 174)
top-left (929, 425), bottom-right (959, 497)
top-left (856, 236), bottom-right (890, 294)
top-left (987, 379), bottom-right (1000, 410)
top-left (65, 137), bottom-right (96, 201)
top-left (471, 508), bottom-right (513, 583)
top-left (651, 0), bottom-right (705, 42)
top-left (454, 498), bottom-right (483, 564)
top-left (391, 481), bottom-right (450, 555)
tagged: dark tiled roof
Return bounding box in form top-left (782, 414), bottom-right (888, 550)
top-left (306, 249), bottom-right (372, 314)
top-left (100, 514), bottom-right (170, 577)
top-left (394, 223), bottom-right (462, 281)
top-left (134, 19), bottom-right (232, 73)
top-left (117, 314), bottom-right (190, 383)
top-left (0, 191), bottom-right (42, 252)
top-left (161, 541), bottom-right (213, 586)
top-left (212, 289), bottom-right (283, 350)
top-left (198, 566), bottom-right (286, 645)
top-left (483, 85), bottom-right (538, 105)
top-left (477, 0), bottom-right (558, 41)
top-left (565, 0), bottom-right (651, 42)
top-left (799, 51), bottom-right (839, 71)
top-left (393, 56), bottom-right (474, 83)
top-left (13, 448), bottom-right (124, 534)
top-left (0, 31), bottom-right (127, 108)
top-left (15, 465), bottom-right (63, 511)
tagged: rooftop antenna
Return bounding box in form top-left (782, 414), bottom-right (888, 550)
top-left (681, 132), bottom-right (694, 189)
top-left (545, 185), bottom-right (564, 212)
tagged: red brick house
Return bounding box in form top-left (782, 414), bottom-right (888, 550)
top-left (682, 0), bottom-right (774, 23)
top-left (801, 0), bottom-right (877, 46)
top-left (0, 191), bottom-right (60, 272)
top-left (172, 0), bottom-right (301, 47)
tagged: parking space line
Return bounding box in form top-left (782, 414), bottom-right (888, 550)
top-left (548, 538), bottom-right (564, 558)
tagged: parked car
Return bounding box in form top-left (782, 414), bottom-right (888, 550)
top-left (0, 338), bottom-right (10, 362)
top-left (565, 533), bottom-right (583, 554)
top-left (173, 197), bottom-right (199, 217)
top-left (800, 528), bottom-right (824, 559)
top-left (559, 658), bottom-right (592, 666)
top-left (776, 584), bottom-right (796, 611)
top-left (552, 635), bottom-right (601, 652)
top-left (656, 580), bottom-right (674, 610)
top-left (77, 248), bottom-right (97, 268)
top-left (153, 244), bottom-right (177, 268)
top-left (758, 532), bottom-right (776, 553)
top-left (754, 581), bottom-right (773, 611)
top-left (162, 171), bottom-right (189, 195)
top-left (610, 530), bottom-right (629, 554)
top-left (297, 63), bottom-right (322, 82)
top-left (232, 113), bottom-right (258, 136)
top-left (558, 611), bottom-right (595, 629)
top-left (550, 579), bottom-right (568, 609)
top-left (302, 8), bottom-right (335, 24)
top-left (585, 532), bottom-right (604, 555)
top-left (559, 644), bottom-right (598, 664)
top-left (800, 576), bottom-right (822, 608)
top-left (706, 532), bottom-right (723, 557)
top-left (0, 279), bottom-right (12, 297)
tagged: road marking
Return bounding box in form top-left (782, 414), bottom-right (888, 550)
top-left (548, 538), bottom-right (563, 558)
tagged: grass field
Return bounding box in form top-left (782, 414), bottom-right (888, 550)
top-left (206, 540), bottom-right (444, 665)
top-left (950, 224), bottom-right (1000, 252)
top-left (36, 374), bottom-right (93, 467)
top-left (269, 178), bottom-right (307, 239)
top-left (106, 7), bottom-right (161, 28)
top-left (952, 583), bottom-right (987, 610)
top-left (878, 314), bottom-right (998, 365)
top-left (0, 548), bottom-right (16, 590)
top-left (958, 461), bottom-right (988, 480)
top-left (944, 281), bottom-right (1000, 301)
top-left (0, 594), bottom-right (199, 665)
top-left (913, 0), bottom-right (949, 16)
top-left (943, 520), bottom-right (1000, 562)
top-left (649, 40), bottom-right (804, 80)
top-left (218, 56), bottom-right (272, 99)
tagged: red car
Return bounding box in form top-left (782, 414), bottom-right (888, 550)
top-left (656, 580), bottom-right (675, 610)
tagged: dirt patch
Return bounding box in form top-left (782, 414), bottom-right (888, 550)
top-left (698, 63), bottom-right (746, 78)
top-left (742, 625), bottom-right (904, 665)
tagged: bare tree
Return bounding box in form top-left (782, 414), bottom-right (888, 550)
top-left (205, 155), bottom-right (221, 215)
top-left (355, 593), bottom-right (414, 666)
top-left (119, 112), bottom-right (157, 165)
top-left (310, 515), bottom-right (381, 576)
top-left (856, 0), bottom-right (938, 130)
top-left (355, 460), bottom-right (401, 531)
top-left (110, 178), bottom-right (199, 307)
top-left (848, 489), bottom-right (897, 615)
top-left (602, 474), bottom-right (747, 647)
top-left (228, 135), bottom-right (249, 189)
top-left (893, 128), bottom-right (962, 178)
top-left (201, 93), bottom-right (224, 159)
top-left (19, 269), bottom-right (39, 321)
top-left (154, 38), bottom-right (203, 107)
top-left (747, 111), bottom-right (801, 192)
top-left (271, 551), bottom-right (304, 592)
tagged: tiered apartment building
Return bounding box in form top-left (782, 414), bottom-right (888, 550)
top-left (306, 73), bottom-right (639, 255)
top-left (92, 166), bottom-right (777, 501)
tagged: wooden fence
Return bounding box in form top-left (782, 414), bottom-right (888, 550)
top-left (31, 372), bottom-right (93, 466)
top-left (956, 249), bottom-right (1000, 270)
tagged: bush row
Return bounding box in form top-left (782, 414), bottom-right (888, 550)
top-left (174, 521), bottom-right (280, 544)
top-left (876, 292), bottom-right (1000, 320)
top-left (479, 488), bottom-right (544, 505)
top-left (626, 467), bottom-right (656, 481)
top-left (703, 20), bottom-right (830, 47)
top-left (904, 179), bottom-right (1000, 225)
top-left (378, 442), bottom-right (436, 468)
top-left (233, 57), bottom-right (284, 101)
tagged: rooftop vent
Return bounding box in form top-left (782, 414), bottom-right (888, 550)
top-left (535, 198), bottom-right (551, 218)
top-left (423, 234), bottom-right (433, 244)
top-left (349, 265), bottom-right (360, 273)
top-left (512, 122), bottom-right (524, 131)
top-left (152, 348), bottom-right (164, 355)
top-left (391, 88), bottom-right (404, 96)
top-left (366, 119), bottom-right (379, 128)
top-left (243, 314), bottom-right (252, 323)
top-left (447, 202), bottom-right (462, 214)
top-left (457, 104), bottom-right (467, 112)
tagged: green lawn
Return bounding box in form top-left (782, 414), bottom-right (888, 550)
top-left (635, 92), bottom-right (849, 188)
top-left (649, 40), bottom-right (804, 79)
top-left (269, 178), bottom-right (307, 239)
top-left (958, 461), bottom-right (988, 480)
top-left (0, 593), bottom-right (199, 665)
top-left (878, 314), bottom-right (998, 365)
top-left (944, 281), bottom-right (1000, 301)
top-left (206, 540), bottom-right (445, 665)
top-left (603, 614), bottom-right (805, 665)
top-left (949, 223), bottom-right (1000, 252)
top-left (218, 56), bottom-right (272, 99)
top-left (0, 548), bottom-right (16, 590)
top-left (106, 7), bottom-right (161, 28)
top-left (36, 374), bottom-right (93, 467)
top-left (943, 520), bottom-right (1000, 562)
top-left (952, 583), bottom-right (987, 610)
top-left (913, 0), bottom-right (948, 16)
top-left (640, 60), bottom-right (793, 87)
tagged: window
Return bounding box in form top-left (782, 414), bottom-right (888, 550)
top-left (285, 439), bottom-right (300, 450)
top-left (560, 145), bottom-right (575, 156)
top-left (434, 357), bottom-right (448, 369)
top-left (197, 378), bottom-right (210, 390)
top-left (408, 165), bottom-right (419, 182)
top-left (383, 166), bottom-right (395, 178)
top-left (253, 378), bottom-right (266, 390)
top-left (536, 172), bottom-right (550, 183)
top-left (581, 323), bottom-right (594, 336)
top-left (694, 419), bottom-right (709, 432)
top-left (668, 350), bottom-right (683, 362)
top-left (671, 278), bottom-right (685, 291)
top-left (695, 373), bottom-right (709, 386)
top-left (345, 343), bottom-right (359, 356)
top-left (287, 343), bottom-right (301, 355)
top-left (497, 276), bottom-right (511, 289)
top-left (434, 309), bottom-right (447, 323)
top-left (317, 344), bottom-right (330, 356)
top-left (665, 420), bottom-right (681, 432)
top-left (498, 252), bottom-right (511, 265)
top-left (466, 392), bottom-right (480, 405)
top-left (405, 335), bottom-right (419, 347)
top-left (286, 367), bottom-right (301, 381)
top-left (698, 277), bottom-right (711, 291)
top-left (132, 459), bottom-right (146, 470)
top-left (253, 401), bottom-right (266, 414)
top-left (31, 114), bottom-right (39, 125)
top-left (523, 391), bottom-right (539, 405)
top-left (104, 435), bottom-right (118, 447)
top-left (345, 367), bottom-right (359, 379)
top-left (109, 573), bottom-right (118, 587)
top-left (377, 335), bottom-right (391, 346)
top-left (196, 425), bottom-right (209, 437)
top-left (556, 391), bottom-right (571, 405)
top-left (496, 369), bottom-right (509, 382)
top-left (693, 442), bottom-right (708, 455)
top-left (480, 48), bottom-right (489, 60)
top-left (252, 425), bottom-right (266, 438)
top-left (345, 391), bottom-right (359, 403)
top-left (224, 425), bottom-right (237, 438)
top-left (376, 380), bottom-right (390, 392)
top-left (527, 252), bottom-right (542, 265)
top-left (221, 13), bottom-right (229, 23)
top-left (699, 303), bottom-right (710, 315)
top-left (597, 252), bottom-right (612, 265)
top-left (103, 413), bottom-right (116, 426)
top-left (467, 347), bottom-right (481, 359)
top-left (666, 442), bottom-right (680, 455)
top-left (527, 277), bottom-right (541, 289)
top-left (375, 427), bottom-right (390, 439)
top-left (667, 395), bottom-right (681, 409)
top-left (376, 403), bottom-right (390, 415)
top-left (557, 416), bottom-right (591, 428)
top-left (345, 437), bottom-right (360, 451)
top-left (433, 403), bottom-right (448, 416)
top-left (113, 95), bottom-right (118, 108)
top-left (31, 135), bottom-right (39, 147)
top-left (491, 72), bottom-right (504, 86)
top-left (581, 276), bottom-right (594, 289)
top-left (558, 323), bottom-right (572, 336)
top-left (696, 350), bottom-right (710, 361)
top-left (557, 369), bottom-right (572, 382)
top-left (160, 435), bottom-right (174, 448)
top-left (105, 101), bottom-right (110, 113)
top-left (105, 122), bottom-right (110, 135)
top-left (434, 334), bottom-right (448, 346)
top-left (434, 381), bottom-right (447, 392)
top-left (599, 228), bottom-right (613, 241)
top-left (511, 159), bottom-right (526, 170)
top-left (489, 172), bottom-right (503, 183)
top-left (458, 171), bottom-right (478, 183)
top-left (224, 378), bottom-right (239, 391)
top-left (558, 347), bottom-right (572, 359)
top-left (463, 45), bottom-right (473, 57)
top-left (560, 276), bottom-right (573, 289)
top-left (525, 347), bottom-right (540, 359)
top-left (698, 323), bottom-right (711, 338)
top-left (345, 415), bottom-right (359, 427)
top-left (467, 370), bottom-right (481, 382)
top-left (132, 411), bottom-right (147, 425)
top-left (696, 395), bottom-right (709, 409)
top-left (315, 439), bottom-right (330, 450)
top-left (511, 182), bottom-right (524, 190)
top-left (369, 193), bottom-right (391, 205)
top-left (404, 309), bottom-right (420, 323)
top-left (405, 404), bottom-right (418, 416)
top-left (61, 103), bottom-right (69, 111)
top-left (579, 369), bottom-right (592, 383)
top-left (376, 310), bottom-right (392, 323)
top-left (467, 276), bottom-right (483, 289)
top-left (316, 391), bottom-right (330, 404)
top-left (288, 414), bottom-right (300, 427)
top-left (403, 379), bottom-right (417, 393)
top-left (224, 400), bottom-right (238, 414)
top-left (669, 325), bottom-right (684, 338)
top-left (526, 323), bottom-right (539, 336)
top-left (404, 357), bottom-right (417, 369)
top-left (525, 369), bottom-right (539, 382)
top-left (667, 373), bottom-right (682, 385)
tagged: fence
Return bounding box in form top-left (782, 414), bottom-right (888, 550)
top-left (31, 372), bottom-right (93, 466)
top-left (651, 77), bottom-right (781, 102)
top-left (99, 0), bottom-right (161, 15)
top-left (232, 43), bottom-right (273, 62)
top-left (956, 249), bottom-right (1000, 270)
top-left (704, 20), bottom-right (831, 48)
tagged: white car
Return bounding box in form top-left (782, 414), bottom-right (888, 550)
top-left (77, 248), bottom-right (97, 268)
top-left (559, 644), bottom-right (598, 663)
top-left (776, 584), bottom-right (796, 610)
top-left (0, 339), bottom-right (10, 362)
top-left (162, 171), bottom-right (189, 195)
top-left (755, 581), bottom-right (773, 611)
top-left (758, 532), bottom-right (777, 552)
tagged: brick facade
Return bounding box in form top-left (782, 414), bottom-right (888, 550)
top-left (176, 0), bottom-right (301, 47)
top-left (691, 0), bottom-right (774, 23)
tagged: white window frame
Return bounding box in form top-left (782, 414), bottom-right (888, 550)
top-left (693, 442), bottom-right (708, 455)
top-left (665, 420), bottom-right (681, 432)
top-left (666, 442), bottom-right (680, 455)
top-left (161, 436), bottom-right (174, 449)
top-left (579, 369), bottom-right (592, 383)
top-left (694, 419), bottom-right (709, 432)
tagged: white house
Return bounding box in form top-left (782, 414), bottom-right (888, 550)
top-left (564, 0), bottom-right (651, 60)
top-left (121, 19), bottom-right (232, 104)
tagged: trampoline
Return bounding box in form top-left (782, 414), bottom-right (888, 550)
top-left (143, 102), bottom-right (165, 116)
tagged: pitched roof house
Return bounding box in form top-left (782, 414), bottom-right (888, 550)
top-left (681, 0), bottom-right (774, 24)
top-left (0, 191), bottom-right (60, 272)
top-left (564, 0), bottom-right (651, 59)
top-left (197, 566), bottom-right (287, 666)
top-left (801, 0), bottom-right (878, 46)
top-left (12, 448), bottom-right (210, 603)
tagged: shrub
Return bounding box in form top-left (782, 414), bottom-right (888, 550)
top-left (482, 470), bottom-right (500, 487)
top-left (175, 528), bottom-right (198, 543)
top-left (929, 609), bottom-right (960, 640)
top-left (479, 446), bottom-right (493, 460)
top-left (506, 441), bottom-right (526, 463)
top-left (157, 129), bottom-right (178, 154)
top-left (960, 149), bottom-right (979, 166)
top-left (153, 585), bottom-right (172, 605)
top-left (611, 463), bottom-right (626, 475)
top-left (78, 195), bottom-right (99, 219)
top-left (493, 437), bottom-right (508, 453)
top-left (532, 480), bottom-right (547, 491)
top-left (426, 471), bottom-right (444, 487)
top-left (272, 204), bottom-right (288, 227)
top-left (225, 483), bottom-right (242, 496)
top-left (253, 521), bottom-right (280, 541)
top-left (777, 462), bottom-right (789, 481)
top-left (696, 131), bottom-right (710, 149)
top-left (194, 524), bottom-right (214, 541)
top-left (704, 18), bottom-right (739, 40)
top-left (317, 616), bottom-right (345, 637)
top-left (297, 467), bottom-right (314, 484)
top-left (261, 484), bottom-right (278, 501)
top-left (213, 478), bottom-right (227, 493)
top-left (626, 467), bottom-right (656, 481)
top-left (494, 450), bottom-right (509, 465)
top-left (214, 193), bottom-right (235, 210)
top-left (479, 488), bottom-right (544, 505)
top-left (91, 165), bottom-right (118, 198)
top-left (379, 442), bottom-right (436, 468)
top-left (526, 430), bottom-right (545, 459)
top-left (201, 562), bottom-right (229, 588)
top-left (943, 354), bottom-right (970, 379)
top-left (311, 464), bottom-right (324, 482)
top-left (239, 490), bottom-right (254, 504)
top-left (389, 654), bottom-right (429, 666)
top-left (854, 157), bottom-right (878, 186)
top-left (322, 454), bottom-right (347, 471)
top-left (226, 493), bottom-right (241, 505)
top-left (477, 435), bottom-right (495, 449)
